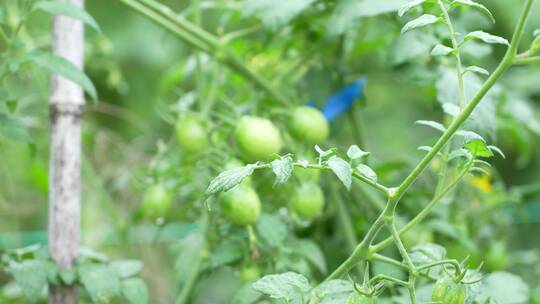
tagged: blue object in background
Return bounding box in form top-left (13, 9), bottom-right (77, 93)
top-left (322, 78), bottom-right (367, 121)
top-left (307, 78), bottom-right (367, 122)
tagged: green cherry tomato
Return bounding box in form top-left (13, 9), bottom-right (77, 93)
top-left (175, 116), bottom-right (208, 154)
top-left (290, 182), bottom-right (325, 220)
top-left (432, 277), bottom-right (467, 304)
top-left (485, 240), bottom-right (508, 271)
top-left (235, 116), bottom-right (283, 162)
top-left (290, 106), bottom-right (329, 145)
top-left (141, 184), bottom-right (173, 218)
top-left (221, 185), bottom-right (261, 226)
top-left (240, 265), bottom-right (261, 282)
top-left (346, 293), bottom-right (378, 304)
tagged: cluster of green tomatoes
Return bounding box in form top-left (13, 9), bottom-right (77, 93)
top-left (140, 106), bottom-right (330, 227)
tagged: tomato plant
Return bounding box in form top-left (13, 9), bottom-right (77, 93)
top-left (1, 0), bottom-right (540, 303)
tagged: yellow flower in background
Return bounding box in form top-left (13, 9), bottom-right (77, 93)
top-left (470, 174), bottom-right (493, 193)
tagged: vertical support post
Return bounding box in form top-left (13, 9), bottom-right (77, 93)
top-left (48, 0), bottom-right (85, 303)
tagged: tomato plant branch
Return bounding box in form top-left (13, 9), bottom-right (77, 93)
top-left (437, 0), bottom-right (466, 109)
top-left (119, 0), bottom-right (289, 105)
top-left (369, 158), bottom-right (473, 254)
top-left (392, 0), bottom-right (533, 203)
top-left (369, 274), bottom-right (409, 287)
top-left (514, 55), bottom-right (540, 65)
top-left (322, 0), bottom-right (535, 283)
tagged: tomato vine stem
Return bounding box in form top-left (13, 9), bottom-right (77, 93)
top-left (119, 0), bottom-right (290, 106)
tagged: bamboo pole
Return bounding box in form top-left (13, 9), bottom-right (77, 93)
top-left (48, 0), bottom-right (85, 302)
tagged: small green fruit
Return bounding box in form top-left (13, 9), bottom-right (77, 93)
top-left (240, 265), bottom-right (261, 282)
top-left (290, 182), bottom-right (325, 220)
top-left (222, 185), bottom-right (261, 226)
top-left (141, 184), bottom-right (173, 218)
top-left (432, 277), bottom-right (467, 304)
top-left (485, 240), bottom-right (508, 271)
top-left (290, 106), bottom-right (329, 144)
top-left (175, 116), bottom-right (208, 154)
top-left (235, 116), bottom-right (283, 162)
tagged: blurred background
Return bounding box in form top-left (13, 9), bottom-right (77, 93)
top-left (1, 0), bottom-right (540, 302)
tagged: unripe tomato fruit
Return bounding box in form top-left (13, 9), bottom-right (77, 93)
top-left (346, 293), bottom-right (378, 304)
top-left (235, 116), bottom-right (283, 162)
top-left (221, 185), bottom-right (261, 226)
top-left (290, 182), bottom-right (325, 220)
top-left (141, 184), bottom-right (172, 218)
top-left (240, 265), bottom-right (260, 282)
top-left (175, 116), bottom-right (208, 154)
top-left (290, 106), bottom-right (329, 145)
top-left (432, 277), bottom-right (467, 304)
top-left (485, 240), bottom-right (508, 271)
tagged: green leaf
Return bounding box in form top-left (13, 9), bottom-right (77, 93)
top-left (109, 260), bottom-right (143, 279)
top-left (327, 156), bottom-right (352, 190)
top-left (256, 214), bottom-right (288, 248)
top-left (206, 164), bottom-right (256, 196)
top-left (442, 103), bottom-right (460, 117)
top-left (314, 145), bottom-right (335, 159)
top-left (488, 145), bottom-right (505, 158)
top-left (530, 34), bottom-right (540, 54)
top-left (415, 120), bottom-right (446, 132)
top-left (328, 0), bottom-right (409, 35)
top-left (27, 52), bottom-right (97, 100)
top-left (534, 29), bottom-right (540, 37)
top-left (79, 264), bottom-right (121, 303)
top-left (7, 260), bottom-right (49, 300)
top-left (476, 272), bottom-right (529, 304)
top-left (355, 164), bottom-right (377, 183)
top-left (457, 130), bottom-right (493, 157)
top-left (271, 156), bottom-right (294, 186)
top-left (252, 272), bottom-right (310, 303)
top-left (312, 279), bottom-right (353, 303)
top-left (242, 0), bottom-right (314, 30)
top-left (33, 1), bottom-right (101, 32)
top-left (464, 65), bottom-right (490, 76)
top-left (59, 268), bottom-right (77, 285)
top-left (398, 0), bottom-right (425, 17)
top-left (450, 0), bottom-right (495, 23)
top-left (401, 14), bottom-right (442, 35)
top-left (346, 145), bottom-right (370, 160)
top-left (0, 112), bottom-right (31, 142)
top-left (431, 44), bottom-right (455, 56)
top-left (203, 239), bottom-right (243, 270)
top-left (465, 139), bottom-right (494, 158)
top-left (121, 278), bottom-right (149, 304)
top-left (289, 239), bottom-right (327, 274)
top-left (173, 230), bottom-right (204, 284)
top-left (447, 148), bottom-right (472, 161)
top-left (231, 283), bottom-right (262, 304)
top-left (464, 31), bottom-right (509, 46)
top-left (409, 243), bottom-right (446, 276)
top-left (79, 247), bottom-right (109, 263)
top-left (437, 68), bottom-right (498, 136)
